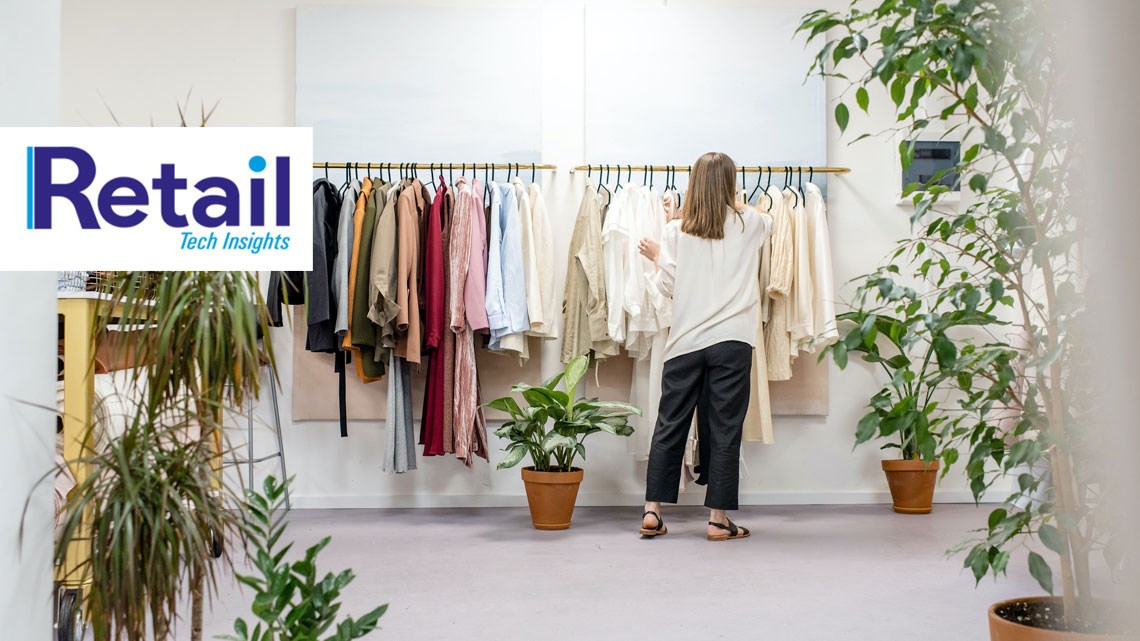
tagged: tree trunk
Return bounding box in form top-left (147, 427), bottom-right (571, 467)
top-left (190, 567), bottom-right (203, 641)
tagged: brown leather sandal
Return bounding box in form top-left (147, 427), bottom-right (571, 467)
top-left (707, 519), bottom-right (750, 541)
top-left (640, 510), bottom-right (668, 537)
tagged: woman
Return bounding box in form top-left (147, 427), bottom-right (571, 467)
top-left (637, 152), bottom-right (772, 541)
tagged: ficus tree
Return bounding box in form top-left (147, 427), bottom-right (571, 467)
top-left (800, 0), bottom-right (1114, 628)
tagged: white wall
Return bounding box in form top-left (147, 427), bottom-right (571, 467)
top-left (0, 2), bottom-right (60, 637)
top-left (60, 0), bottom-right (992, 508)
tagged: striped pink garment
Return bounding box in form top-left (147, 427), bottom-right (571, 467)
top-left (448, 177), bottom-right (488, 466)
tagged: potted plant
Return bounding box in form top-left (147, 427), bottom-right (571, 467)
top-left (826, 305), bottom-right (1010, 514)
top-left (54, 270), bottom-right (274, 641)
top-left (801, 1), bottom-right (1123, 637)
top-left (487, 355), bottom-right (640, 530)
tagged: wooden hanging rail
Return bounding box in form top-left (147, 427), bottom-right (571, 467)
top-left (572, 164), bottom-right (850, 174)
top-left (313, 162), bottom-right (558, 170)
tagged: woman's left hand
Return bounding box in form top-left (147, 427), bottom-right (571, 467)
top-left (638, 238), bottom-right (660, 264)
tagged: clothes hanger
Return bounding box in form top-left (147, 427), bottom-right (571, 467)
top-left (648, 164), bottom-right (654, 190)
top-left (748, 165), bottom-right (765, 205)
top-left (531, 162), bottom-right (536, 185)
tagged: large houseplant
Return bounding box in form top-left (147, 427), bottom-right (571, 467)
top-left (487, 355), bottom-right (640, 530)
top-left (827, 305), bottom-right (1012, 514)
top-left (55, 270), bottom-right (274, 641)
top-left (800, 1), bottom-right (1121, 637)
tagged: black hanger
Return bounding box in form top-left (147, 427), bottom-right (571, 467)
top-left (531, 163), bottom-right (536, 184)
top-left (749, 165), bottom-right (765, 204)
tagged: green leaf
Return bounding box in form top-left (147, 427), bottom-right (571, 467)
top-left (856, 86), bottom-right (869, 113)
top-left (541, 372), bottom-right (565, 391)
top-left (1038, 524), bottom-right (1068, 556)
top-left (965, 545), bottom-right (989, 584)
top-left (835, 102), bottom-right (850, 133)
top-left (541, 432), bottom-right (577, 453)
top-left (496, 444), bottom-right (529, 470)
top-left (1028, 552), bottom-right (1054, 594)
top-left (832, 341), bottom-right (848, 369)
top-left (484, 396), bottom-right (522, 417)
top-left (962, 143), bottom-right (980, 163)
top-left (890, 77), bottom-right (907, 107)
top-left (964, 83), bottom-right (978, 110)
top-left (564, 355), bottom-right (589, 398)
top-left (969, 173), bottom-right (987, 193)
top-left (855, 412), bottom-right (879, 445)
top-left (932, 335), bottom-right (957, 369)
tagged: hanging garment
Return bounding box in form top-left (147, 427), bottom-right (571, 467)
top-left (526, 183), bottom-right (557, 339)
top-left (421, 178), bottom-right (449, 456)
top-left (801, 182), bottom-right (839, 351)
top-left (367, 181), bottom-right (400, 362)
top-left (382, 352), bottom-right (416, 474)
top-left (601, 186), bottom-right (633, 347)
top-left (764, 189), bottom-right (794, 381)
top-left (512, 177), bottom-right (543, 332)
top-left (484, 182), bottom-right (507, 341)
top-left (562, 182), bottom-right (619, 363)
top-left (349, 180), bottom-right (388, 382)
top-left (333, 180), bottom-right (361, 337)
top-left (487, 181), bottom-right (531, 355)
top-left (462, 178), bottom-right (490, 334)
top-left (449, 177), bottom-right (488, 466)
top-left (628, 187), bottom-right (670, 460)
top-left (341, 177), bottom-right (373, 353)
top-left (625, 186), bottom-right (667, 359)
top-left (789, 186), bottom-right (814, 355)
top-left (306, 179), bottom-right (341, 353)
top-left (742, 192), bottom-right (777, 444)
top-left (757, 189), bottom-right (774, 324)
top-left (395, 179), bottom-right (427, 364)
top-left (441, 186), bottom-right (458, 455)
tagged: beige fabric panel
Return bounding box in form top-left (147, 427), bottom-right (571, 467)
top-left (583, 350), bottom-right (829, 418)
top-left (290, 308), bottom-right (541, 421)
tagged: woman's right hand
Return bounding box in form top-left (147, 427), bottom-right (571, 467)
top-left (638, 237), bottom-right (660, 265)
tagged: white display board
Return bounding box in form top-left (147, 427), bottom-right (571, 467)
top-left (296, 6), bottom-right (543, 163)
top-left (584, 7), bottom-right (826, 169)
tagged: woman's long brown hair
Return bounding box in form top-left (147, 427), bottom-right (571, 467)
top-left (680, 151), bottom-right (742, 239)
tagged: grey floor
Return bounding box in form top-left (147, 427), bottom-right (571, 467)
top-left (195, 504), bottom-right (1043, 641)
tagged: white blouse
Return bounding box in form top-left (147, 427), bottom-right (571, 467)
top-left (651, 206), bottom-right (773, 362)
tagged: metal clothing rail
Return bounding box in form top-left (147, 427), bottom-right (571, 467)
top-left (572, 164), bottom-right (850, 174)
top-left (313, 162), bottom-right (558, 171)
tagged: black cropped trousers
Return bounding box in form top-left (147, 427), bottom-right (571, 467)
top-left (645, 340), bottom-right (753, 510)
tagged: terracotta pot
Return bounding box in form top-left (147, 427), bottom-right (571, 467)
top-left (881, 458), bottom-right (939, 514)
top-left (989, 597), bottom-right (1125, 641)
top-left (520, 466), bottom-right (583, 530)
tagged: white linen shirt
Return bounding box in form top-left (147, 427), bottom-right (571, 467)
top-left (651, 206), bottom-right (773, 362)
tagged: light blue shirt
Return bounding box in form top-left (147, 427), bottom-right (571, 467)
top-left (485, 182), bottom-right (508, 337)
top-left (485, 182), bottom-right (530, 349)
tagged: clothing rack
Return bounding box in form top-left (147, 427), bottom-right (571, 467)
top-left (313, 162), bottom-right (558, 171)
top-left (572, 164), bottom-right (850, 174)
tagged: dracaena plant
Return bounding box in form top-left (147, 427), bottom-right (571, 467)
top-left (800, 0), bottom-right (1113, 629)
top-left (487, 355), bottom-right (640, 471)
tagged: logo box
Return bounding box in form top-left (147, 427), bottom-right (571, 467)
top-left (0, 127), bottom-right (313, 270)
